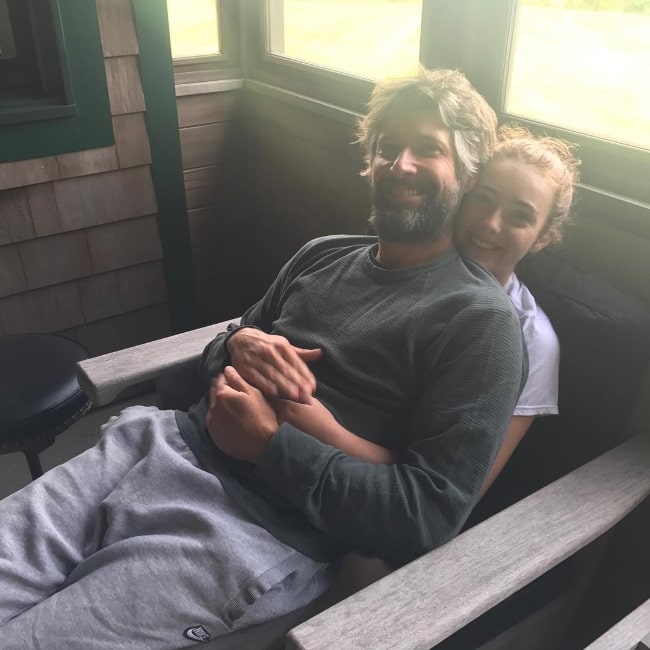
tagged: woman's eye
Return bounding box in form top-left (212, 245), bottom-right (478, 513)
top-left (510, 210), bottom-right (535, 225)
top-left (469, 190), bottom-right (492, 204)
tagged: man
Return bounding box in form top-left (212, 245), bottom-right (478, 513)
top-left (0, 68), bottom-right (525, 648)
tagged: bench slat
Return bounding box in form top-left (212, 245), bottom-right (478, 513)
top-left (583, 599), bottom-right (650, 650)
top-left (75, 319), bottom-right (238, 406)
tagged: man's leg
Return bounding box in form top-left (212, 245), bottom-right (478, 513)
top-left (0, 405), bottom-right (188, 624)
top-left (0, 407), bottom-right (331, 649)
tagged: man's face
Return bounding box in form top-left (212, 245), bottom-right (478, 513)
top-left (369, 109), bottom-right (462, 242)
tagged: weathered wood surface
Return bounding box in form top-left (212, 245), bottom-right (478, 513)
top-left (286, 435), bottom-right (650, 650)
top-left (76, 318), bottom-right (238, 405)
top-left (583, 598), bottom-right (650, 650)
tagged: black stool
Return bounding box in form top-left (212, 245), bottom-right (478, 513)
top-left (0, 334), bottom-right (92, 480)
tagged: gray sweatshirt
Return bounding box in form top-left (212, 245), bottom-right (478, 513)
top-left (177, 235), bottom-right (526, 567)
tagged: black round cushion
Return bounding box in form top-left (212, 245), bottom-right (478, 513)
top-left (0, 334), bottom-right (90, 443)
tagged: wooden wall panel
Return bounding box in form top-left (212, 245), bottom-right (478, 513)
top-left (0, 188), bottom-right (35, 244)
top-left (0, 1), bottom-right (170, 353)
top-left (54, 166), bottom-right (157, 231)
top-left (177, 91), bottom-right (240, 128)
top-left (0, 157), bottom-right (60, 191)
top-left (26, 183), bottom-right (62, 237)
top-left (97, 0), bottom-right (138, 57)
top-left (112, 114), bottom-right (152, 168)
top-left (0, 245), bottom-right (26, 298)
top-left (104, 56), bottom-right (146, 115)
top-left (57, 147), bottom-right (119, 179)
top-left (19, 231), bottom-right (91, 289)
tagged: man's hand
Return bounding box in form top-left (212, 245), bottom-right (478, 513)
top-left (206, 366), bottom-right (278, 463)
top-left (227, 328), bottom-right (322, 403)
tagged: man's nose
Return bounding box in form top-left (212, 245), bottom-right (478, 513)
top-left (390, 147), bottom-right (417, 174)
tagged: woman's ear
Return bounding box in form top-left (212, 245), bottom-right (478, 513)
top-left (531, 231), bottom-right (554, 254)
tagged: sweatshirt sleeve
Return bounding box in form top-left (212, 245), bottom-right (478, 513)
top-left (254, 301), bottom-right (526, 568)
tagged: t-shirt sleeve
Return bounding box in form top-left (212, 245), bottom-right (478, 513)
top-left (254, 300), bottom-right (526, 567)
top-left (514, 303), bottom-right (560, 417)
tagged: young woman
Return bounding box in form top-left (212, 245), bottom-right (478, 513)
top-left (225, 126), bottom-right (580, 496)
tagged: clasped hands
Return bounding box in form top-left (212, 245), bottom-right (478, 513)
top-left (205, 328), bottom-right (336, 463)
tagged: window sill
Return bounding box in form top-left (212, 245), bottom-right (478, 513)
top-left (174, 77), bottom-right (244, 97)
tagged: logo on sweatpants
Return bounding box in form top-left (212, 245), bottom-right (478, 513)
top-left (183, 625), bottom-right (211, 642)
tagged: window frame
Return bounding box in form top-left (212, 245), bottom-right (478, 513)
top-left (239, 0), bottom-right (648, 231)
top-left (0, 0), bottom-right (113, 164)
top-left (421, 0), bottom-right (650, 213)
top-left (241, 0), bottom-right (380, 113)
top-left (0, 0), bottom-right (75, 126)
top-left (171, 0), bottom-right (242, 84)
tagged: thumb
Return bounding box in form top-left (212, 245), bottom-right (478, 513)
top-left (295, 347), bottom-right (322, 362)
top-left (223, 365), bottom-right (251, 393)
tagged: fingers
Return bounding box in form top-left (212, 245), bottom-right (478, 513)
top-left (246, 341), bottom-right (316, 402)
top-left (227, 328), bottom-right (320, 402)
top-left (294, 347), bottom-right (323, 362)
top-left (223, 365), bottom-right (251, 393)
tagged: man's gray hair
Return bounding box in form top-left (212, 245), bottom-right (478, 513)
top-left (356, 67), bottom-right (497, 182)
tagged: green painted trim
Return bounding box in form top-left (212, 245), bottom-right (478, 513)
top-left (132, 0), bottom-right (195, 333)
top-left (0, 0), bottom-right (113, 163)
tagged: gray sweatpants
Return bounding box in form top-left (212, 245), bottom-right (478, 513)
top-left (0, 406), bottom-right (330, 649)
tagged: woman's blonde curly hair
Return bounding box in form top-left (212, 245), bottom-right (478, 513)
top-left (491, 125), bottom-right (581, 245)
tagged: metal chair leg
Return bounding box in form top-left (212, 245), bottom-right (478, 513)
top-left (24, 451), bottom-right (44, 481)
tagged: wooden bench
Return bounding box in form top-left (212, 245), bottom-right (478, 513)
top-left (76, 251), bottom-right (650, 649)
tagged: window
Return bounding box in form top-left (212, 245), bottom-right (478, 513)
top-left (167, 0), bottom-right (220, 59)
top-left (0, 0), bottom-right (112, 163)
top-left (506, 0), bottom-right (650, 151)
top-left (421, 0), bottom-right (649, 211)
top-left (266, 0), bottom-right (422, 80)
top-left (0, 0), bottom-right (17, 61)
top-left (168, 0), bottom-right (241, 83)
top-left (0, 0), bottom-right (74, 126)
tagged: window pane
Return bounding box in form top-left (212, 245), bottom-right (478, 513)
top-left (0, 0), bottom-right (17, 60)
top-left (267, 0), bottom-right (422, 80)
top-left (167, 0), bottom-right (220, 59)
top-left (506, 1), bottom-right (650, 150)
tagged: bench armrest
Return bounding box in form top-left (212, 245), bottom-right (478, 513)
top-left (75, 319), bottom-right (240, 406)
top-left (287, 434), bottom-right (650, 650)
top-left (584, 598), bottom-right (650, 650)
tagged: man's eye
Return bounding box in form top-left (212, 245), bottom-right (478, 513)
top-left (377, 144), bottom-right (399, 160)
top-left (415, 146), bottom-right (442, 157)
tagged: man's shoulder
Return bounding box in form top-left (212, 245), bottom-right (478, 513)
top-left (298, 234), bottom-right (377, 258)
top-left (288, 234), bottom-right (376, 272)
top-left (445, 256), bottom-right (512, 309)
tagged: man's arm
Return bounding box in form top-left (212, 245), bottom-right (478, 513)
top-left (199, 236), bottom-right (368, 402)
top-left (208, 302), bottom-right (526, 567)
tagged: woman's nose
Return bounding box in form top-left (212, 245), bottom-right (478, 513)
top-left (483, 209), bottom-right (503, 232)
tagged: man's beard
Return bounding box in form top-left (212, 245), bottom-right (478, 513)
top-left (368, 181), bottom-right (461, 243)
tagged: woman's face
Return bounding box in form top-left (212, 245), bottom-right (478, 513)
top-left (455, 157), bottom-right (556, 284)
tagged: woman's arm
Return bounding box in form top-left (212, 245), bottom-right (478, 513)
top-left (480, 415), bottom-right (534, 497)
top-left (277, 397), bottom-right (533, 496)
top-left (274, 397), bottom-right (397, 465)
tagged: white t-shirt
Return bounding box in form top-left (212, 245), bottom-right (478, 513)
top-left (504, 273), bottom-right (560, 416)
